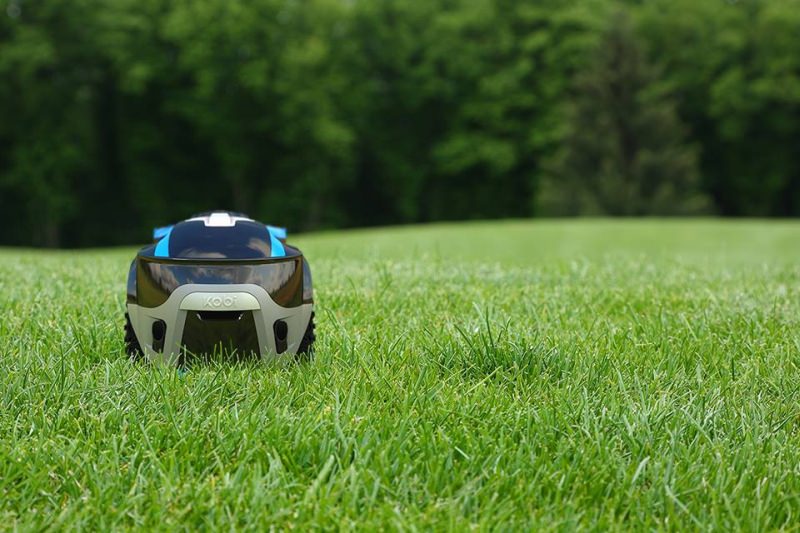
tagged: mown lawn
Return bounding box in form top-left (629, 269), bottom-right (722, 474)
top-left (1, 219), bottom-right (800, 530)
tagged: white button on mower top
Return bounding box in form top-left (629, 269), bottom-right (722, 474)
top-left (186, 212), bottom-right (254, 227)
top-left (206, 212), bottom-right (235, 227)
top-left (179, 292), bottom-right (260, 311)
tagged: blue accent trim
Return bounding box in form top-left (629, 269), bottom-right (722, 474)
top-left (266, 225), bottom-right (287, 240)
top-left (266, 226), bottom-right (286, 257)
top-left (153, 225), bottom-right (173, 240)
top-left (154, 226), bottom-right (173, 257)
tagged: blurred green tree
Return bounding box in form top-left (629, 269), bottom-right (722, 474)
top-left (638, 0), bottom-right (800, 216)
top-left (0, 0), bottom-right (799, 247)
top-left (539, 11), bottom-right (708, 216)
top-left (0, 0), bottom-right (99, 246)
top-left (706, 0), bottom-right (800, 215)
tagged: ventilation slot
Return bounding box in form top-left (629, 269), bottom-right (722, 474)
top-left (197, 311), bottom-right (243, 321)
top-left (273, 320), bottom-right (288, 354)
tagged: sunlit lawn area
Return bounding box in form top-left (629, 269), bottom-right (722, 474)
top-left (1, 219), bottom-right (799, 529)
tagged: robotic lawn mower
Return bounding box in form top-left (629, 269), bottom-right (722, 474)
top-left (124, 211), bottom-right (315, 364)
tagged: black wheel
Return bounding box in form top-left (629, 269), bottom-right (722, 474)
top-left (296, 311), bottom-right (316, 362)
top-left (124, 312), bottom-right (143, 360)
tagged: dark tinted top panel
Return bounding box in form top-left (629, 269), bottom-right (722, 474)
top-left (141, 220), bottom-right (300, 260)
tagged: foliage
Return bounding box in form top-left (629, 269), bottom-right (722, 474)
top-left (1, 0), bottom-right (799, 246)
top-left (539, 11), bottom-right (708, 215)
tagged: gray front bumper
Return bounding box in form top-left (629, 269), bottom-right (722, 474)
top-left (127, 283), bottom-right (313, 365)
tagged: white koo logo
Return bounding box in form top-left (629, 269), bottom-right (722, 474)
top-left (204, 295), bottom-right (238, 308)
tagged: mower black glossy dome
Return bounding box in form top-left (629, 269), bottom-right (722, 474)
top-left (141, 213), bottom-right (300, 261)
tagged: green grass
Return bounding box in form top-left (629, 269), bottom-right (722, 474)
top-left (2, 219), bottom-right (800, 530)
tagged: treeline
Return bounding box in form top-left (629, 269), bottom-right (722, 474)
top-left (1, 0), bottom-right (799, 247)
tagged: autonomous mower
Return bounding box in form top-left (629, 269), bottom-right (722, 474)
top-left (124, 211), bottom-right (315, 364)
